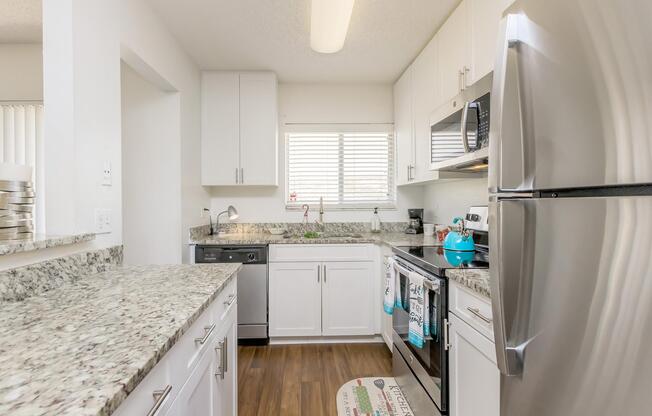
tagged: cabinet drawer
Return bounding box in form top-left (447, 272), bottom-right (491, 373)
top-left (269, 244), bottom-right (373, 262)
top-left (112, 352), bottom-right (174, 416)
top-left (449, 281), bottom-right (494, 340)
top-left (212, 276), bottom-right (238, 323)
top-left (166, 277), bottom-right (236, 386)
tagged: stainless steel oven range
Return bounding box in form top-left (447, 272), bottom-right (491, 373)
top-left (391, 219), bottom-right (489, 415)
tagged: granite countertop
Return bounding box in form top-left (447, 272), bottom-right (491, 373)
top-left (0, 263), bottom-right (241, 416)
top-left (0, 233), bottom-right (96, 256)
top-left (189, 231), bottom-right (442, 247)
top-left (446, 268), bottom-right (491, 299)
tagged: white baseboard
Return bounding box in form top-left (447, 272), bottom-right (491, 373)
top-left (269, 334), bottom-right (385, 345)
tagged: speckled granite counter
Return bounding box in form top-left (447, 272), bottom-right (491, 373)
top-left (446, 268), bottom-right (491, 299)
top-left (0, 263), bottom-right (241, 416)
top-left (190, 231), bottom-right (442, 247)
top-left (0, 233), bottom-right (96, 256)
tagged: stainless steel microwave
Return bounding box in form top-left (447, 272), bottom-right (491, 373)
top-left (429, 72), bottom-right (492, 172)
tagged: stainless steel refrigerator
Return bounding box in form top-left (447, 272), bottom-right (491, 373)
top-left (488, 0), bottom-right (652, 414)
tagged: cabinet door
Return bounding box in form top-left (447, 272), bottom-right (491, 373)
top-left (449, 313), bottom-right (500, 416)
top-left (269, 262), bottom-right (322, 336)
top-left (437, 0), bottom-right (470, 104)
top-left (239, 72), bottom-right (278, 186)
top-left (321, 261), bottom-right (375, 336)
top-left (213, 312), bottom-right (237, 416)
top-left (201, 72), bottom-right (240, 185)
top-left (394, 66), bottom-right (414, 186)
top-left (169, 338), bottom-right (217, 416)
top-left (411, 36), bottom-right (438, 183)
top-left (467, 0), bottom-right (512, 85)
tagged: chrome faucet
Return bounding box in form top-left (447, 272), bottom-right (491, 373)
top-left (316, 196), bottom-right (325, 228)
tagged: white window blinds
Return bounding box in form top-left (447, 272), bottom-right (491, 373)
top-left (0, 103), bottom-right (43, 168)
top-left (287, 131), bottom-right (395, 208)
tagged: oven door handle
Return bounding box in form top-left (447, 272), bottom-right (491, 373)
top-left (393, 260), bottom-right (441, 293)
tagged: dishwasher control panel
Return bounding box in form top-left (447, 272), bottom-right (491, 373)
top-left (195, 245), bottom-right (267, 264)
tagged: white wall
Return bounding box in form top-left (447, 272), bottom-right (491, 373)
top-left (422, 178), bottom-right (489, 225)
top-left (209, 83), bottom-right (424, 223)
top-left (121, 63), bottom-right (182, 264)
top-left (42, 0), bottom-right (209, 263)
top-left (0, 44), bottom-right (43, 100)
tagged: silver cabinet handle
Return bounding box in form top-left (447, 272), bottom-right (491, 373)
top-left (443, 318), bottom-right (451, 351)
top-left (215, 339), bottom-right (225, 379)
top-left (463, 66), bottom-right (470, 89)
top-left (223, 294), bottom-right (236, 307)
top-left (458, 69), bottom-right (465, 92)
top-left (194, 323), bottom-right (216, 344)
top-left (215, 337), bottom-right (228, 379)
top-left (235, 168), bottom-right (239, 184)
top-left (406, 165), bottom-right (410, 181)
top-left (147, 384), bottom-right (172, 416)
top-left (240, 168), bottom-right (243, 184)
top-left (466, 307), bottom-right (492, 324)
top-left (323, 264), bottom-right (327, 283)
top-left (317, 265), bottom-right (320, 283)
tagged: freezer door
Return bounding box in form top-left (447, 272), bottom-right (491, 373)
top-left (489, 195), bottom-right (652, 415)
top-left (488, 0), bottom-right (652, 193)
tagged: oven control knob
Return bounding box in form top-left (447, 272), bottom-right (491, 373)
top-left (247, 253), bottom-right (256, 262)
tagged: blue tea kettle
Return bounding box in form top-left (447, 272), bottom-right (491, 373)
top-left (443, 217), bottom-right (475, 252)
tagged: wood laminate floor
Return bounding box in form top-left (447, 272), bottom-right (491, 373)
top-left (238, 343), bottom-right (393, 416)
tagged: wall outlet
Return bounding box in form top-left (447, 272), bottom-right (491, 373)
top-left (102, 161), bottom-right (112, 186)
top-left (95, 209), bottom-right (112, 234)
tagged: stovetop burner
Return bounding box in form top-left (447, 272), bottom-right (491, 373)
top-left (392, 245), bottom-right (489, 276)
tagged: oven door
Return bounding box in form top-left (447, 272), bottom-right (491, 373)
top-left (392, 259), bottom-right (448, 413)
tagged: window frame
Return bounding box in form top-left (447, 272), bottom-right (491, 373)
top-left (284, 128), bottom-right (397, 211)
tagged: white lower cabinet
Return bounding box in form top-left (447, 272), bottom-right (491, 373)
top-left (448, 306), bottom-right (499, 416)
top-left (268, 245), bottom-right (375, 338)
top-left (114, 278), bottom-right (238, 416)
top-left (321, 261), bottom-right (375, 336)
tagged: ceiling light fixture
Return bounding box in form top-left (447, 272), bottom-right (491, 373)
top-left (310, 0), bottom-right (355, 54)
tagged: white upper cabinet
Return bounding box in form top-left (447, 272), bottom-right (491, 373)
top-left (239, 73), bottom-right (279, 186)
top-left (201, 71), bottom-right (278, 186)
top-left (437, 0), bottom-right (470, 104)
top-left (394, 66), bottom-right (414, 186)
top-left (411, 36), bottom-right (439, 183)
top-left (467, 0), bottom-right (514, 85)
top-left (201, 72), bottom-right (240, 186)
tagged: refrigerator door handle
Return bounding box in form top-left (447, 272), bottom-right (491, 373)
top-left (489, 14), bottom-right (528, 193)
top-left (489, 197), bottom-right (535, 376)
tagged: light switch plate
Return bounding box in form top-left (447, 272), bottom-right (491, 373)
top-left (102, 161), bottom-right (112, 186)
top-left (95, 209), bottom-right (112, 234)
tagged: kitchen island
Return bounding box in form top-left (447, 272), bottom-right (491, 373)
top-left (0, 263), bottom-right (240, 416)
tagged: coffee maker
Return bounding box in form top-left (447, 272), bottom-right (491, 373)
top-left (405, 208), bottom-right (424, 234)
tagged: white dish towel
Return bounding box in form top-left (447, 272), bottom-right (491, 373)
top-left (408, 271), bottom-right (429, 348)
top-left (384, 257), bottom-right (397, 314)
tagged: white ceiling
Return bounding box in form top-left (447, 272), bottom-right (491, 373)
top-left (0, 0), bottom-right (42, 43)
top-left (146, 0), bottom-right (460, 83)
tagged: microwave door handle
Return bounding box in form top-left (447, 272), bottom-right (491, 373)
top-left (461, 101), bottom-right (471, 153)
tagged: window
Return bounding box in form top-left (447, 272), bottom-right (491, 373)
top-left (286, 131), bottom-right (395, 209)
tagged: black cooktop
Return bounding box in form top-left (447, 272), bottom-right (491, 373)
top-left (392, 245), bottom-right (489, 276)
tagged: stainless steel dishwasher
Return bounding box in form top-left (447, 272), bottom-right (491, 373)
top-left (195, 245), bottom-right (268, 344)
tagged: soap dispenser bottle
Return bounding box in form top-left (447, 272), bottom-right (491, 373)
top-left (371, 207), bottom-right (381, 233)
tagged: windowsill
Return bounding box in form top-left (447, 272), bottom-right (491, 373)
top-left (285, 204), bottom-right (397, 212)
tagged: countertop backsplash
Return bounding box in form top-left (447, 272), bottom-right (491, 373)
top-left (189, 221), bottom-right (409, 240)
